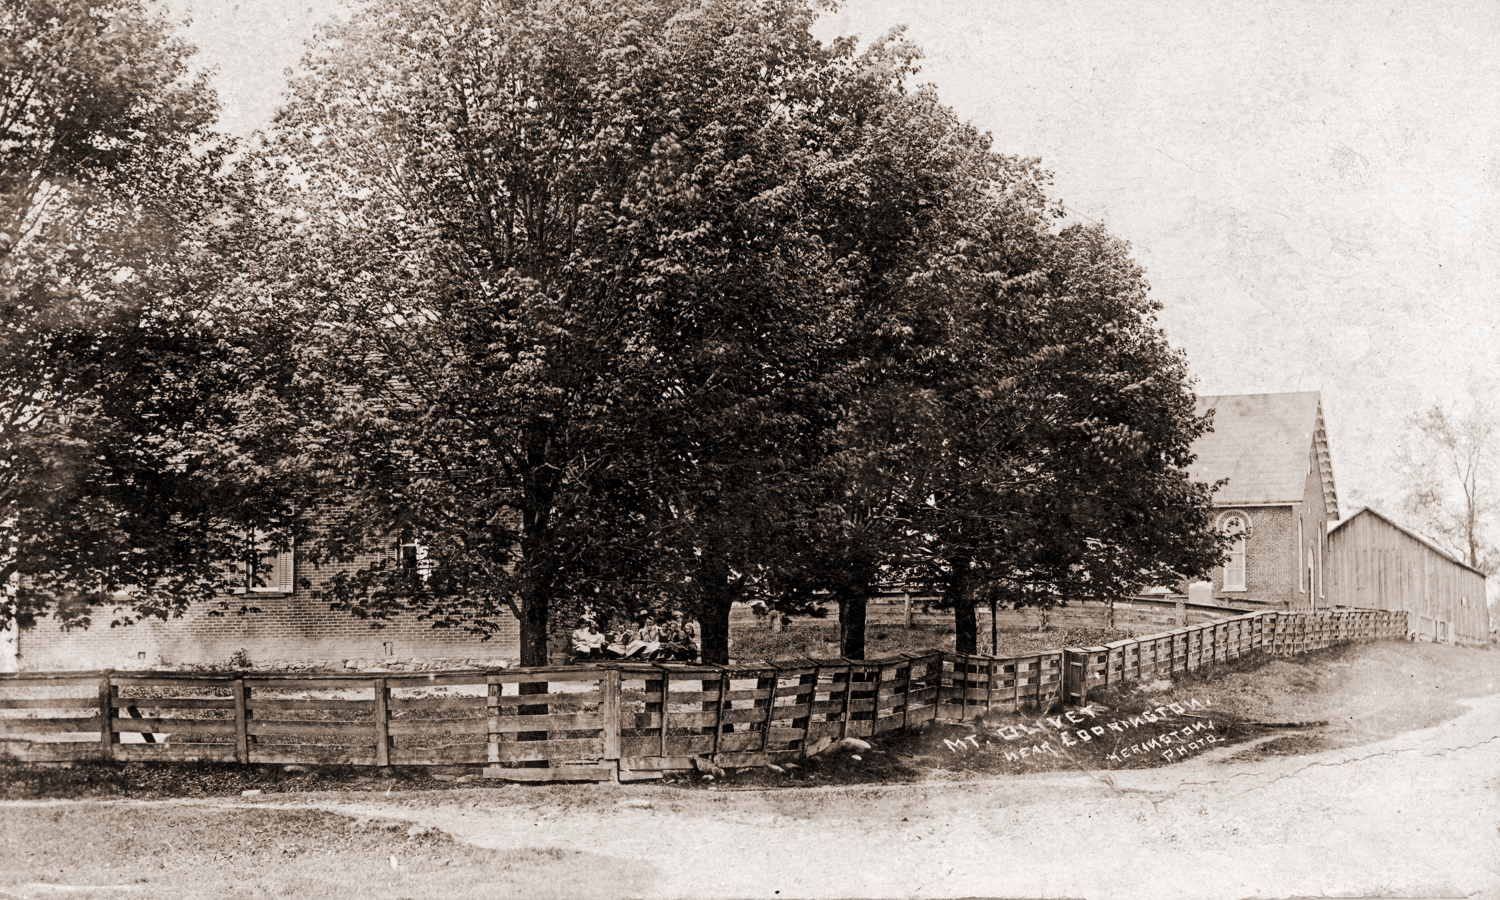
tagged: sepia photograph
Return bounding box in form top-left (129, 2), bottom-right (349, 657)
top-left (2, 1), bottom-right (1497, 897)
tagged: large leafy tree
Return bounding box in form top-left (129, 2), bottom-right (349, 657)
top-left (915, 219), bottom-right (1226, 652)
top-left (0, 0), bottom-right (262, 628)
top-left (769, 87), bottom-right (1051, 659)
top-left (257, 0), bottom-right (932, 665)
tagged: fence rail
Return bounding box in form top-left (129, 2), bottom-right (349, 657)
top-left (0, 609), bottom-right (1407, 780)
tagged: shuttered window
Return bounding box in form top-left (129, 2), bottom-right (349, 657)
top-left (397, 537), bottom-right (434, 583)
top-left (232, 531), bottom-right (295, 594)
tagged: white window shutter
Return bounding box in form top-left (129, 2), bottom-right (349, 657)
top-left (275, 544), bottom-right (296, 593)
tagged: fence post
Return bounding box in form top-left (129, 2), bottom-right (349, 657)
top-left (1013, 657), bottom-right (1024, 710)
top-left (839, 662), bottom-right (855, 739)
top-left (655, 666), bottom-right (671, 761)
top-left (758, 667), bottom-right (780, 753)
top-left (1039, 654), bottom-right (1052, 709)
top-left (710, 667), bottom-right (728, 760)
top-left (931, 654), bottom-right (946, 721)
top-left (97, 672), bottom-right (116, 762)
top-left (602, 667), bottom-right (621, 770)
top-left (985, 656), bottom-right (996, 716)
top-left (374, 677), bottom-right (390, 768)
top-left (486, 679), bottom-right (500, 766)
top-left (900, 656), bottom-right (917, 729)
top-left (794, 666), bottom-right (817, 748)
top-left (232, 676), bottom-right (249, 765)
top-left (952, 655), bottom-right (965, 721)
top-left (1063, 648), bottom-right (1086, 708)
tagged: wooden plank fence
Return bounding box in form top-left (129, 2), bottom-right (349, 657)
top-left (0, 608), bottom-right (1406, 779)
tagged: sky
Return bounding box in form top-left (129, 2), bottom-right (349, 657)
top-left (161, 0), bottom-right (1500, 519)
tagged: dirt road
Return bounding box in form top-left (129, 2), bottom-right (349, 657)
top-left (5, 642), bottom-right (1498, 899)
top-left (240, 690), bottom-right (1500, 899)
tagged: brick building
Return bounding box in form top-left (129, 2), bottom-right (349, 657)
top-left (11, 540), bottom-right (522, 672)
top-left (1186, 391), bottom-right (1339, 610)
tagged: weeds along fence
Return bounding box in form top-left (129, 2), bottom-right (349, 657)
top-left (0, 608), bottom-right (1407, 781)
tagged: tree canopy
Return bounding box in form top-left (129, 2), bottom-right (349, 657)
top-left (909, 218), bottom-right (1226, 652)
top-left (4, 0), bottom-right (1227, 663)
top-left (251, 0), bottom-right (937, 664)
top-left (0, 0), bottom-right (270, 628)
top-left (240, 0), bottom-right (1227, 663)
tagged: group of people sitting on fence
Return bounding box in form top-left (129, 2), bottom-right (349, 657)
top-left (571, 611), bottom-right (700, 662)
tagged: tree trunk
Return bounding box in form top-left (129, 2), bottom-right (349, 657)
top-left (838, 593), bottom-right (868, 660)
top-left (516, 446), bottom-right (555, 767)
top-left (698, 598), bottom-right (732, 665)
top-left (517, 424), bottom-right (559, 668)
top-left (693, 552), bottom-right (744, 666)
top-left (835, 560), bottom-right (882, 660)
top-left (952, 573), bottom-right (979, 654)
top-left (518, 581), bottom-right (550, 668)
top-left (988, 594), bottom-right (998, 657)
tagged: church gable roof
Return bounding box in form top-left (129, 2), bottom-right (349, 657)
top-left (1188, 391), bottom-right (1338, 518)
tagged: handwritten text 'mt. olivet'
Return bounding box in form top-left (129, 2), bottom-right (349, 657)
top-left (944, 698), bottom-right (1216, 763)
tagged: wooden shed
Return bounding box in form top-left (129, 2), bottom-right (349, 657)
top-left (1327, 507), bottom-right (1490, 646)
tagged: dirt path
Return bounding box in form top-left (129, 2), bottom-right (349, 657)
top-left (227, 690), bottom-right (1500, 900)
top-left (5, 642), bottom-right (1497, 899)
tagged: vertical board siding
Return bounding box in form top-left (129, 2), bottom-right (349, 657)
top-left (1330, 509), bottom-right (1489, 645)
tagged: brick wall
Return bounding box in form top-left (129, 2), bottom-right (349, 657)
top-left (1195, 439), bottom-right (1334, 610)
top-left (1198, 505), bottom-right (1295, 608)
top-left (16, 548), bottom-right (521, 672)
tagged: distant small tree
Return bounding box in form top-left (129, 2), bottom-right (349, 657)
top-left (1395, 396), bottom-right (1498, 577)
